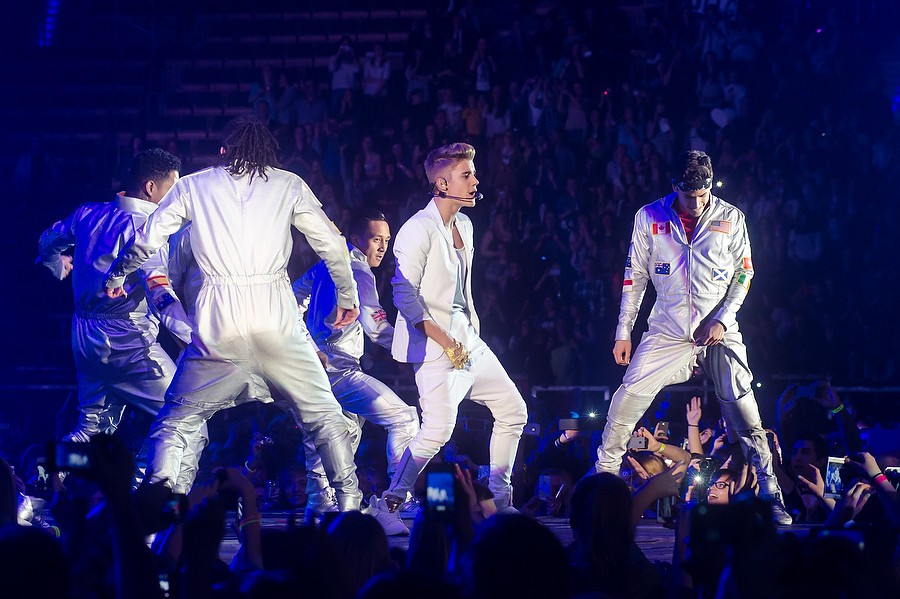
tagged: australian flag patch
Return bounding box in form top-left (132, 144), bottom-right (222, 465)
top-left (654, 262), bottom-right (670, 275)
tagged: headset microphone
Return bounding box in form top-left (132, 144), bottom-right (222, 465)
top-left (437, 191), bottom-right (484, 202)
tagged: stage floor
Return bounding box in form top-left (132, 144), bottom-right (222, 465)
top-left (217, 512), bottom-right (677, 565)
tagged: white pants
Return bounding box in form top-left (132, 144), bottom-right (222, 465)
top-left (595, 328), bottom-right (781, 497)
top-left (387, 314), bottom-right (527, 509)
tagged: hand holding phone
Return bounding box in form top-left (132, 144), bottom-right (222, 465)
top-left (537, 474), bottom-right (552, 501)
top-left (654, 421), bottom-right (670, 440)
top-left (627, 436), bottom-right (649, 451)
top-left (426, 465), bottom-right (456, 521)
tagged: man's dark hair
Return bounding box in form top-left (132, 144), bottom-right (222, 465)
top-left (126, 148), bottom-right (181, 192)
top-left (221, 115), bottom-right (280, 181)
top-left (793, 432), bottom-right (828, 461)
top-left (673, 149), bottom-right (713, 191)
top-left (347, 210), bottom-right (388, 242)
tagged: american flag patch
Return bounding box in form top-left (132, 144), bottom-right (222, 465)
top-left (625, 256), bottom-right (632, 268)
top-left (737, 273), bottom-right (750, 289)
top-left (652, 222), bottom-right (671, 235)
top-left (146, 275), bottom-right (170, 290)
top-left (742, 257), bottom-right (753, 270)
top-left (654, 262), bottom-right (670, 275)
top-left (623, 278), bottom-right (633, 292)
top-left (372, 309), bottom-right (388, 323)
top-left (710, 220), bottom-right (731, 233)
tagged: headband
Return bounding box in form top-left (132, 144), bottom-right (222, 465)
top-left (672, 177), bottom-right (712, 191)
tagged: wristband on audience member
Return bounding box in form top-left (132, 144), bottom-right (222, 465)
top-left (239, 515), bottom-right (261, 531)
top-left (830, 403), bottom-right (845, 414)
top-left (656, 443), bottom-right (666, 454)
top-left (872, 473), bottom-right (888, 486)
top-left (687, 424), bottom-right (699, 428)
top-left (244, 461), bottom-right (256, 473)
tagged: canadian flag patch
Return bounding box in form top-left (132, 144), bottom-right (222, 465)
top-left (652, 222), bottom-right (671, 235)
top-left (742, 257), bottom-right (753, 270)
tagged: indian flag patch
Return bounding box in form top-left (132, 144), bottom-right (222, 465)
top-left (737, 273), bottom-right (750, 290)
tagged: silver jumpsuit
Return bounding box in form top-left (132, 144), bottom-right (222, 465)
top-left (37, 194), bottom-right (205, 492)
top-left (293, 246), bottom-right (420, 509)
top-left (596, 193), bottom-right (786, 507)
top-left (105, 166), bottom-right (362, 509)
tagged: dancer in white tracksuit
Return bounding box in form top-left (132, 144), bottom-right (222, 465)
top-left (595, 150), bottom-right (791, 524)
top-left (104, 117), bottom-right (363, 509)
top-left (293, 211), bottom-right (419, 516)
top-left (368, 143), bottom-right (527, 533)
top-left (37, 148), bottom-right (205, 492)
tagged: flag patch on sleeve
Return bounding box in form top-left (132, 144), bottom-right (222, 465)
top-left (713, 268), bottom-right (729, 281)
top-left (146, 275), bottom-right (170, 290)
top-left (710, 220), bottom-right (731, 233)
top-left (737, 273), bottom-right (750, 289)
top-left (372, 309), bottom-right (388, 323)
top-left (652, 222), bottom-right (671, 235)
top-left (623, 278), bottom-right (633, 292)
top-left (654, 262), bottom-right (670, 275)
top-left (625, 256), bottom-right (632, 268)
top-left (154, 292), bottom-right (176, 312)
top-left (742, 257), bottom-right (753, 270)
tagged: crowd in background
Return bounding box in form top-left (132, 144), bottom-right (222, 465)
top-left (219, 0), bottom-right (900, 393)
top-left (5, 0), bottom-right (900, 596)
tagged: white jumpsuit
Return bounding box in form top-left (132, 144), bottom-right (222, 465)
top-left (596, 193), bottom-right (784, 503)
top-left (293, 246), bottom-right (420, 506)
top-left (37, 194), bottom-right (205, 491)
top-left (105, 166), bottom-right (362, 508)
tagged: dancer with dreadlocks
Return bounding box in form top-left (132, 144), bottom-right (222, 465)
top-left (105, 116), bottom-right (363, 508)
top-left (595, 150), bottom-right (792, 525)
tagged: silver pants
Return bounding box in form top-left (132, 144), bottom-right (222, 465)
top-left (68, 317), bottom-right (206, 493)
top-left (144, 341), bottom-right (362, 508)
top-left (303, 365), bottom-right (420, 501)
top-left (596, 329), bottom-right (782, 498)
top-left (386, 318), bottom-right (528, 509)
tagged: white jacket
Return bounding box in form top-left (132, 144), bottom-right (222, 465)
top-left (391, 200), bottom-right (480, 363)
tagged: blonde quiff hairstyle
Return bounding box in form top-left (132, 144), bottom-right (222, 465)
top-left (424, 142), bottom-right (476, 185)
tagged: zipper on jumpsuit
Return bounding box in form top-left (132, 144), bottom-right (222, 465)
top-left (671, 208), bottom-right (693, 343)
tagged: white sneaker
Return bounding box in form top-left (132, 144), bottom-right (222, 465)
top-left (362, 494), bottom-right (409, 536)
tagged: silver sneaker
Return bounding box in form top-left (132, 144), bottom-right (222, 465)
top-left (304, 487), bottom-right (339, 522)
top-left (362, 494), bottom-right (409, 536)
top-left (765, 493), bottom-right (793, 526)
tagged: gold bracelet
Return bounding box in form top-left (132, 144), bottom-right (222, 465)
top-left (444, 341), bottom-right (470, 370)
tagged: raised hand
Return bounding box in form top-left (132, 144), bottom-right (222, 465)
top-left (686, 396), bottom-right (702, 426)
